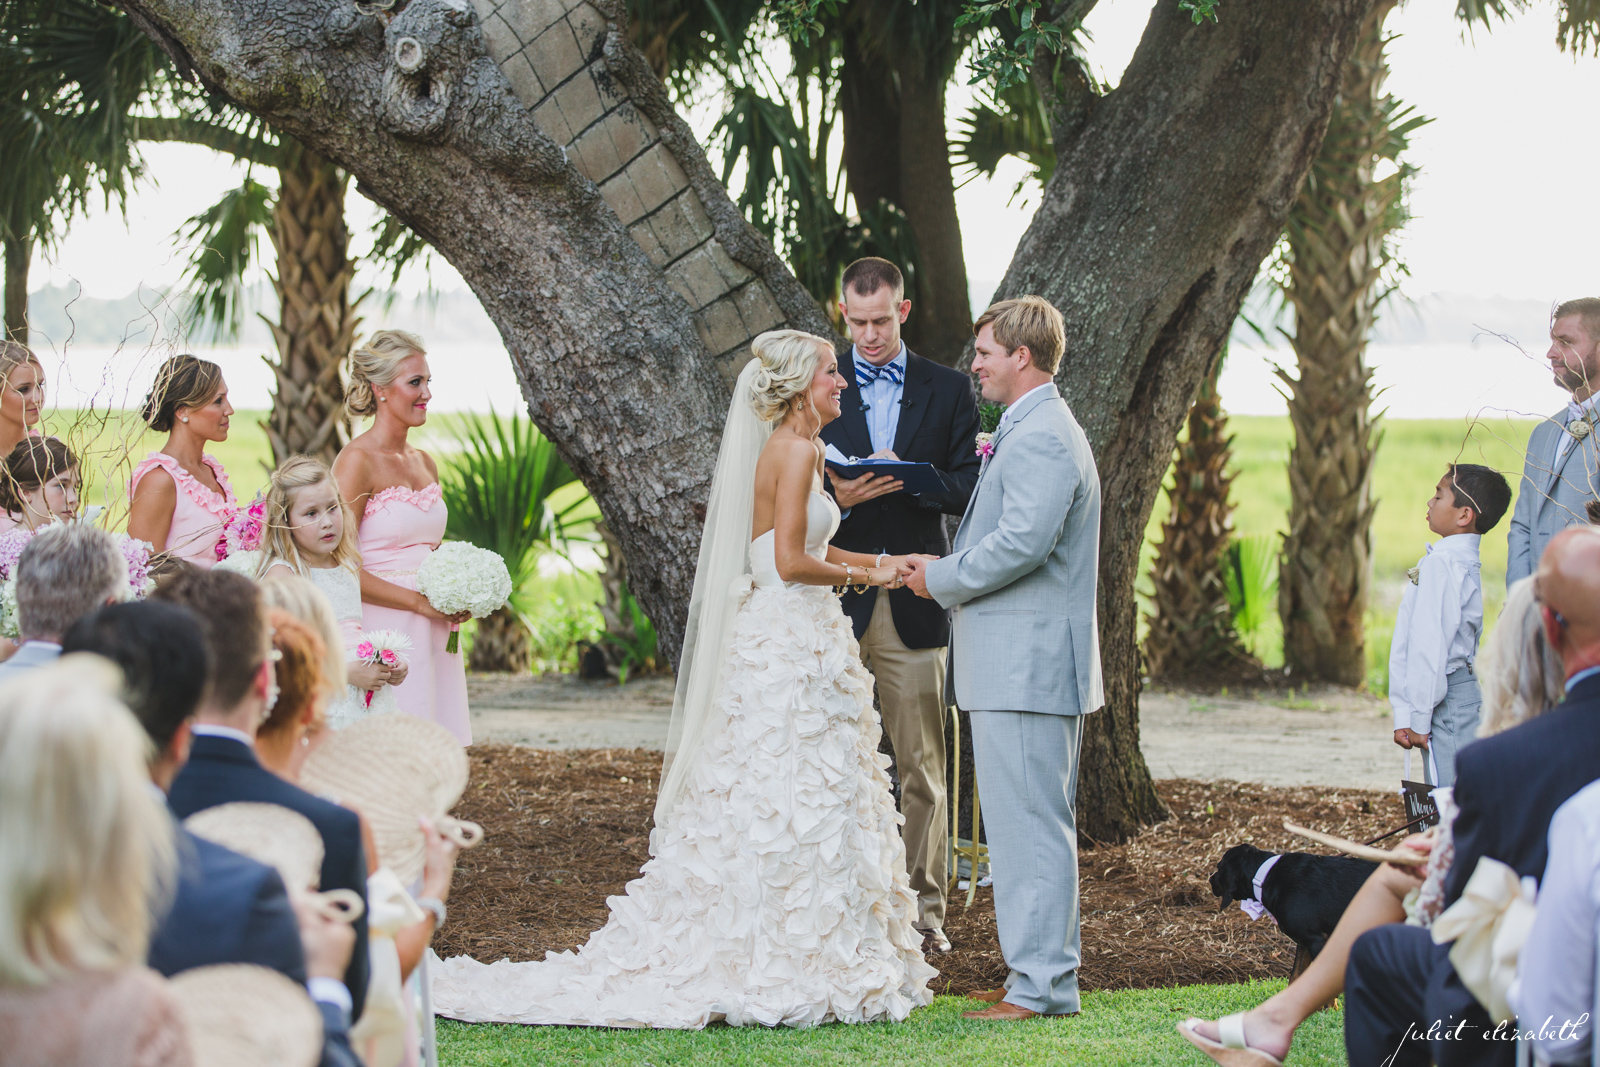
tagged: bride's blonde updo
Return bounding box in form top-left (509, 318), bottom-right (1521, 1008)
top-left (346, 329), bottom-right (425, 418)
top-left (746, 329), bottom-right (832, 423)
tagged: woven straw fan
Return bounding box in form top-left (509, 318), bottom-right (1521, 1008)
top-left (301, 713), bottom-right (483, 885)
top-left (172, 964), bottom-right (322, 1067)
top-left (1282, 819), bottom-right (1431, 867)
top-left (184, 802), bottom-right (364, 923)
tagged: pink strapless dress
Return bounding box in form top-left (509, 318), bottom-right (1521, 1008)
top-left (358, 483), bottom-right (470, 745)
top-left (129, 452), bottom-right (236, 568)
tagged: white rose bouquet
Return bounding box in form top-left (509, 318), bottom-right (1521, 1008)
top-left (416, 542), bottom-right (512, 653)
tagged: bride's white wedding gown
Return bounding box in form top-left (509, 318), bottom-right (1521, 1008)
top-left (430, 489), bottom-right (936, 1028)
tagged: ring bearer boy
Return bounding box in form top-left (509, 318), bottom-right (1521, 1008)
top-left (821, 257), bottom-right (982, 953)
top-left (1389, 464), bottom-right (1511, 788)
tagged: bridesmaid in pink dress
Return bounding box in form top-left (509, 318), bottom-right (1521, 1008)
top-left (127, 356), bottom-right (237, 569)
top-left (333, 330), bottom-right (472, 744)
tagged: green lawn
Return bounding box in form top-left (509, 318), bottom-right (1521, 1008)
top-left (436, 982), bottom-right (1346, 1065)
top-left (1141, 413), bottom-right (1539, 686)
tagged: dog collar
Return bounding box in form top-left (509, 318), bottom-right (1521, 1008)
top-left (1240, 854), bottom-right (1282, 923)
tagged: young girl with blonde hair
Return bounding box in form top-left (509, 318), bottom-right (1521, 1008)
top-left (259, 455), bottom-right (406, 728)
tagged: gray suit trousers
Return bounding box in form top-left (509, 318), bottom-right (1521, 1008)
top-left (970, 709), bottom-right (1082, 1015)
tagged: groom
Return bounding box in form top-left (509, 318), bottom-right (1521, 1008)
top-left (905, 295), bottom-right (1103, 1021)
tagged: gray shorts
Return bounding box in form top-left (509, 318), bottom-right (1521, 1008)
top-left (1425, 667), bottom-right (1482, 789)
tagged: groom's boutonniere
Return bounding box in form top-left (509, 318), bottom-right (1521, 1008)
top-left (975, 432), bottom-right (995, 458)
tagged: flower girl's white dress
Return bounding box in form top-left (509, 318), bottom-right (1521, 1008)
top-left (274, 562), bottom-right (398, 728)
top-left (430, 489), bottom-right (935, 1028)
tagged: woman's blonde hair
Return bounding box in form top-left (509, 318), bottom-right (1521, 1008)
top-left (0, 341), bottom-right (41, 395)
top-left (346, 329), bottom-right (425, 419)
top-left (746, 330), bottom-right (832, 423)
top-left (259, 571), bottom-right (348, 692)
top-left (260, 455), bottom-right (361, 578)
top-left (0, 656), bottom-right (175, 987)
top-left (1479, 576), bottom-right (1567, 737)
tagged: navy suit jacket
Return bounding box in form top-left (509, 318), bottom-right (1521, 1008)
top-left (149, 824), bottom-right (306, 981)
top-left (1445, 672), bottom-right (1600, 906)
top-left (170, 734), bottom-right (370, 1019)
top-left (821, 350), bottom-right (981, 649)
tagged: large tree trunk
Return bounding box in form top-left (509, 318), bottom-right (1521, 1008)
top-left (116, 0), bottom-right (1369, 840)
top-left (837, 28), bottom-right (970, 367)
top-left (3, 228), bottom-right (28, 344)
top-left (264, 140), bottom-right (358, 467)
top-left (1278, 1), bottom-right (1398, 686)
top-left (1143, 351), bottom-right (1258, 681)
top-left (1000, 0), bottom-right (1374, 839)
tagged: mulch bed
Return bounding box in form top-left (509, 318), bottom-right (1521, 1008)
top-left (435, 744), bottom-right (1402, 994)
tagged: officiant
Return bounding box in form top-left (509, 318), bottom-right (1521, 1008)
top-left (822, 257), bottom-right (981, 954)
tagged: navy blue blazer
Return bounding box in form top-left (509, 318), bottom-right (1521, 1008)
top-left (149, 824), bottom-right (306, 982)
top-left (1445, 672), bottom-right (1600, 906)
top-left (170, 734), bottom-right (370, 1019)
top-left (821, 350), bottom-right (981, 649)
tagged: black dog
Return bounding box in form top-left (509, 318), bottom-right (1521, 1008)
top-left (1209, 843), bottom-right (1377, 977)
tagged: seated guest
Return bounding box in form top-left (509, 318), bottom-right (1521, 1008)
top-left (1181, 574), bottom-right (1567, 1064)
top-left (63, 600), bottom-right (363, 1067)
top-left (257, 610), bottom-right (335, 784)
top-left (0, 524), bottom-right (126, 681)
top-left (0, 659), bottom-right (193, 1066)
top-left (1344, 527), bottom-right (1600, 1067)
top-left (62, 601), bottom-right (304, 979)
top-left (158, 568), bottom-right (371, 1020)
top-left (1512, 777), bottom-right (1600, 1064)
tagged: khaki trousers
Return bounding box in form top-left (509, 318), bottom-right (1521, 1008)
top-left (858, 591), bottom-right (948, 931)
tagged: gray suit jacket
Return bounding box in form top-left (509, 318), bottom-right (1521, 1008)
top-left (0, 640), bottom-right (61, 685)
top-left (1507, 412), bottom-right (1600, 586)
top-left (924, 384), bottom-right (1104, 716)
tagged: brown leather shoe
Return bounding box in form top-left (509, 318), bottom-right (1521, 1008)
top-left (968, 988), bottom-right (1008, 1004)
top-left (962, 1001), bottom-right (1039, 1021)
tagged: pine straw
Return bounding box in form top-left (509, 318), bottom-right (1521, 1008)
top-left (434, 745), bottom-right (1401, 994)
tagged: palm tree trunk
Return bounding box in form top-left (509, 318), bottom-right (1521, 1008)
top-left (263, 139), bottom-right (357, 466)
top-left (3, 226), bottom-right (30, 344)
top-left (468, 605), bottom-right (531, 672)
top-left (1278, 0), bottom-right (1399, 685)
top-left (1143, 351), bottom-right (1257, 680)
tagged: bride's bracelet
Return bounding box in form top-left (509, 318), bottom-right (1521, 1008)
top-left (833, 563), bottom-right (870, 596)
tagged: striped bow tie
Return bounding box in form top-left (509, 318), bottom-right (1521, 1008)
top-left (855, 360), bottom-right (905, 388)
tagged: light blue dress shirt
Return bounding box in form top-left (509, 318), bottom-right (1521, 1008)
top-left (854, 343), bottom-right (907, 454)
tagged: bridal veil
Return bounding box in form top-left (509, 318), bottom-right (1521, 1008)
top-left (656, 359), bottom-right (771, 827)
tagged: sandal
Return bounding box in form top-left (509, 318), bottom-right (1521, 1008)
top-left (1178, 1014), bottom-right (1286, 1067)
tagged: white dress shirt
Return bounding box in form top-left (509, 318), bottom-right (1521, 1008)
top-left (189, 722), bottom-right (256, 748)
top-left (1389, 533), bottom-right (1483, 733)
top-left (853, 343), bottom-right (907, 454)
top-left (999, 383), bottom-right (1055, 429)
top-left (1556, 393), bottom-right (1600, 470)
top-left (1510, 779), bottom-right (1600, 1065)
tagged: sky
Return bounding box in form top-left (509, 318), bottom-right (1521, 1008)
top-left (23, 0), bottom-right (1600, 417)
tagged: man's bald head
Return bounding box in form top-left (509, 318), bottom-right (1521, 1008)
top-left (1535, 527), bottom-right (1600, 677)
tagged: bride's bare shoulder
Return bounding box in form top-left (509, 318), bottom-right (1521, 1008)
top-left (757, 432), bottom-right (819, 477)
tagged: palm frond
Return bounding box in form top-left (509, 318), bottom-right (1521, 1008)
top-left (439, 413), bottom-right (585, 618)
top-left (175, 177), bottom-right (275, 341)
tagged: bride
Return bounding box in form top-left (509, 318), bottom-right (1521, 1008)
top-left (430, 329), bottom-right (937, 1028)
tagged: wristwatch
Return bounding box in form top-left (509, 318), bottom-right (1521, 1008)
top-left (417, 895), bottom-right (447, 929)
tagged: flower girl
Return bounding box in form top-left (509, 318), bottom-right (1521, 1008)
top-left (259, 456), bottom-right (408, 727)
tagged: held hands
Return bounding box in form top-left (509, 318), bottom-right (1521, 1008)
top-left (902, 554), bottom-right (939, 599)
top-left (419, 816), bottom-right (461, 903)
top-left (1392, 728), bottom-right (1430, 750)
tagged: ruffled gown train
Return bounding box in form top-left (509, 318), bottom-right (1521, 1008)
top-left (430, 491), bottom-right (935, 1028)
